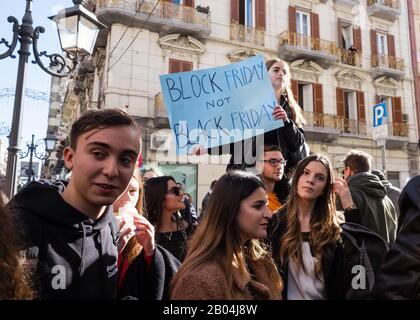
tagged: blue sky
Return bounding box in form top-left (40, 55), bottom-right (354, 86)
top-left (0, 1), bottom-right (70, 165)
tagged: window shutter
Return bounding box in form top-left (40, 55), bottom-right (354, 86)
top-left (392, 96), bottom-right (402, 123)
top-left (387, 34), bottom-right (396, 57)
top-left (336, 88), bottom-right (345, 117)
top-left (181, 61), bottom-right (193, 72)
top-left (169, 59), bottom-right (193, 73)
top-left (256, 0), bottom-right (266, 31)
top-left (337, 20), bottom-right (343, 48)
top-left (169, 59), bottom-right (181, 73)
top-left (231, 0), bottom-right (239, 23)
top-left (353, 27), bottom-right (362, 52)
top-left (313, 84), bottom-right (324, 114)
top-left (291, 80), bottom-right (299, 102)
top-left (370, 30), bottom-right (377, 56)
top-left (289, 6), bottom-right (296, 34)
top-left (376, 95), bottom-right (381, 103)
top-left (184, 0), bottom-right (194, 7)
top-left (357, 91), bottom-right (366, 122)
top-left (311, 13), bottom-right (320, 39)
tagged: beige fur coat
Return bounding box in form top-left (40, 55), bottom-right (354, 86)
top-left (171, 260), bottom-right (282, 300)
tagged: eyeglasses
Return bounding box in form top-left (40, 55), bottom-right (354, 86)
top-left (264, 159), bottom-right (287, 167)
top-left (167, 186), bottom-right (182, 196)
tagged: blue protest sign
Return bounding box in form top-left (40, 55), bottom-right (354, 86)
top-left (159, 55), bottom-right (282, 154)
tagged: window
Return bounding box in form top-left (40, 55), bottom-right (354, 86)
top-left (387, 171), bottom-right (400, 188)
top-left (377, 33), bottom-right (387, 56)
top-left (239, 0), bottom-right (255, 27)
top-left (170, 0), bottom-right (194, 6)
top-left (343, 91), bottom-right (357, 133)
top-left (296, 11), bottom-right (310, 36)
top-left (379, 95), bottom-right (393, 121)
top-left (169, 59), bottom-right (193, 73)
top-left (341, 25), bottom-right (353, 49)
top-left (298, 83), bottom-right (313, 112)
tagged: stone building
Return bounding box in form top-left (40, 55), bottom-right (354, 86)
top-left (49, 0), bottom-right (419, 210)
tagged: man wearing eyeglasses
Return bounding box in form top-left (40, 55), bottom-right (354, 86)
top-left (258, 145), bottom-right (288, 214)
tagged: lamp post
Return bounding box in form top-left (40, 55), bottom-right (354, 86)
top-left (20, 133), bottom-right (57, 183)
top-left (0, 0), bottom-right (105, 198)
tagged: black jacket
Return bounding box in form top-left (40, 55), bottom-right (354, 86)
top-left (268, 207), bottom-right (388, 300)
top-left (9, 180), bottom-right (119, 299)
top-left (372, 176), bottom-right (420, 299)
top-left (117, 245), bottom-right (181, 300)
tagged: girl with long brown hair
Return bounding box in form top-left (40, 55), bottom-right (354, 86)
top-left (268, 154), bottom-right (369, 299)
top-left (0, 192), bottom-right (34, 299)
top-left (171, 171), bottom-right (282, 300)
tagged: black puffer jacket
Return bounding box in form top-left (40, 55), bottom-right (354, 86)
top-left (372, 176), bottom-right (420, 299)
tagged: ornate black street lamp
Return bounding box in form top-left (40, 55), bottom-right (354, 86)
top-left (0, 0), bottom-right (106, 198)
top-left (20, 133), bottom-right (57, 183)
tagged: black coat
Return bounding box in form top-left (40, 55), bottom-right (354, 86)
top-left (268, 207), bottom-right (388, 300)
top-left (117, 245), bottom-right (181, 300)
top-left (372, 176), bottom-right (420, 299)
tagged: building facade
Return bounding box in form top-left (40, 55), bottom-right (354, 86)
top-left (408, 0), bottom-right (420, 148)
top-left (49, 0), bottom-right (419, 210)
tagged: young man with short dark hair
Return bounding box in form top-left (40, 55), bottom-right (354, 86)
top-left (257, 145), bottom-right (287, 214)
top-left (9, 109), bottom-right (142, 299)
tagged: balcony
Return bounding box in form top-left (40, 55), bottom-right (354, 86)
top-left (371, 55), bottom-right (404, 80)
top-left (333, 0), bottom-right (359, 10)
top-left (154, 92), bottom-right (170, 129)
top-left (303, 112), bottom-right (340, 142)
top-left (337, 117), bottom-right (367, 136)
top-left (367, 0), bottom-right (401, 22)
top-left (96, 0), bottom-right (211, 39)
top-left (278, 31), bottom-right (337, 68)
top-left (230, 23), bottom-right (265, 47)
top-left (337, 48), bottom-right (362, 67)
top-left (386, 122), bottom-right (408, 149)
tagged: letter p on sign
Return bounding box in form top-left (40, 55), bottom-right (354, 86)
top-left (373, 102), bottom-right (387, 127)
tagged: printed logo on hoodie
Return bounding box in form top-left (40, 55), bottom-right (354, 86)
top-left (107, 262), bottom-right (118, 278)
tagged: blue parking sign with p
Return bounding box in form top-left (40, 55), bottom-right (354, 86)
top-left (373, 102), bottom-right (387, 127)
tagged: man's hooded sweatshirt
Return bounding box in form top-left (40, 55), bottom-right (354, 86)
top-left (9, 180), bottom-right (118, 299)
top-left (347, 172), bottom-right (397, 243)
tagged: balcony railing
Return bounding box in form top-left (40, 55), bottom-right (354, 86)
top-left (279, 31), bottom-right (337, 55)
top-left (371, 54), bottom-right (404, 79)
top-left (304, 112), bottom-right (339, 129)
top-left (367, 0), bottom-right (400, 10)
top-left (278, 31), bottom-right (338, 68)
top-left (372, 54), bottom-right (404, 71)
top-left (338, 117), bottom-right (367, 135)
top-left (230, 23), bottom-right (265, 46)
top-left (96, 0), bottom-right (211, 35)
top-left (337, 48), bottom-right (362, 67)
top-left (305, 112), bottom-right (366, 134)
top-left (389, 122), bottom-right (408, 137)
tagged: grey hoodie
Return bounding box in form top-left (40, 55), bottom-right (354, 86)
top-left (9, 180), bottom-right (119, 299)
top-left (347, 172), bottom-right (397, 243)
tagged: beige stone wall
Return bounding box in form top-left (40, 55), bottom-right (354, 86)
top-left (94, 0), bottom-right (418, 189)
